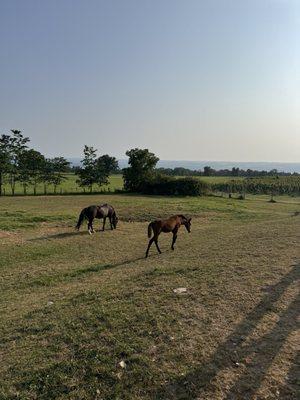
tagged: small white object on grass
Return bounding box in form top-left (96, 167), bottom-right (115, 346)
top-left (119, 360), bottom-right (126, 369)
top-left (47, 301), bottom-right (54, 306)
top-left (173, 287), bottom-right (187, 294)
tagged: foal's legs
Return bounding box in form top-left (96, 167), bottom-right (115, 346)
top-left (146, 237), bottom-right (154, 258)
top-left (146, 234), bottom-right (161, 257)
top-left (155, 237), bottom-right (162, 254)
top-left (102, 217), bottom-right (106, 231)
top-left (171, 227), bottom-right (179, 250)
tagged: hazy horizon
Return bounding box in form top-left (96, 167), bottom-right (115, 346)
top-left (1, 0), bottom-right (299, 162)
top-left (68, 157), bottom-right (300, 173)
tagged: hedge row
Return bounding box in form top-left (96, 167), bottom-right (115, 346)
top-left (141, 176), bottom-right (209, 196)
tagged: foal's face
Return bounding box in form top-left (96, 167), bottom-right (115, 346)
top-left (184, 218), bottom-right (191, 233)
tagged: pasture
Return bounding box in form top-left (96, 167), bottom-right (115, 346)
top-left (0, 174), bottom-right (253, 195)
top-left (0, 194), bottom-right (299, 399)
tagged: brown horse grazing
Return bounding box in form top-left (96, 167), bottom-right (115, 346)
top-left (146, 215), bottom-right (191, 257)
top-left (76, 204), bottom-right (118, 234)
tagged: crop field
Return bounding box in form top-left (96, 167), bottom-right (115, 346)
top-left (0, 194), bottom-right (299, 399)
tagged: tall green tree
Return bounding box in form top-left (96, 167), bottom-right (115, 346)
top-left (77, 146), bottom-right (98, 192)
top-left (123, 148), bottom-right (159, 192)
top-left (94, 154), bottom-right (119, 186)
top-left (9, 130), bottom-right (30, 195)
top-left (19, 149), bottom-right (45, 195)
top-left (40, 158), bottom-right (55, 195)
top-left (203, 166), bottom-right (215, 176)
top-left (77, 146), bottom-right (119, 192)
top-left (49, 157), bottom-right (70, 193)
top-left (0, 134), bottom-right (11, 196)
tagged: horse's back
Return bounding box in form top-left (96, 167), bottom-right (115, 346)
top-left (87, 205), bottom-right (99, 216)
top-left (98, 203), bottom-right (115, 217)
top-left (154, 215), bottom-right (181, 232)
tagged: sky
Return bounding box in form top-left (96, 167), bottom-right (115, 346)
top-left (0, 0), bottom-right (299, 162)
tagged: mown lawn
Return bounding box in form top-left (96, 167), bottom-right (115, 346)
top-left (0, 194), bottom-right (299, 399)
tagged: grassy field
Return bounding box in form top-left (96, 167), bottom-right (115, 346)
top-left (1, 174), bottom-right (124, 195)
top-left (1, 174), bottom-right (246, 195)
top-left (0, 194), bottom-right (299, 399)
top-left (3, 174), bottom-right (298, 196)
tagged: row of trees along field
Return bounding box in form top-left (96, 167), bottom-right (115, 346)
top-left (123, 148), bottom-right (300, 196)
top-left (1, 131), bottom-right (299, 196)
top-left (0, 131), bottom-right (118, 195)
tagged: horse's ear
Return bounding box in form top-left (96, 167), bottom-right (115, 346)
top-left (188, 218), bottom-right (191, 222)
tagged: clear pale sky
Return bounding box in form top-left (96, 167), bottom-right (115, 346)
top-left (0, 0), bottom-right (299, 162)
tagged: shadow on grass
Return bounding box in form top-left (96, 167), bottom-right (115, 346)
top-left (68, 255), bottom-right (146, 278)
top-left (21, 255), bottom-right (147, 290)
top-left (154, 263), bottom-right (300, 400)
top-left (278, 351), bottom-right (300, 399)
top-left (29, 229), bottom-right (115, 241)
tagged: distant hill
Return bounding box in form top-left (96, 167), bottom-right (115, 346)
top-left (68, 158), bottom-right (300, 173)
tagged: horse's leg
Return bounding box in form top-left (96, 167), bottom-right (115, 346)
top-left (109, 216), bottom-right (113, 230)
top-left (171, 227), bottom-right (179, 250)
top-left (88, 218), bottom-right (93, 235)
top-left (146, 237), bottom-right (155, 258)
top-left (154, 235), bottom-right (162, 254)
top-left (171, 233), bottom-right (178, 250)
top-left (102, 217), bottom-right (106, 231)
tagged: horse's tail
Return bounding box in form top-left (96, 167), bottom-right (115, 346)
top-left (147, 222), bottom-right (153, 238)
top-left (76, 209), bottom-right (86, 230)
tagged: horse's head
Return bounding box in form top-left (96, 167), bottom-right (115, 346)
top-left (112, 213), bottom-right (119, 229)
top-left (181, 216), bottom-right (191, 233)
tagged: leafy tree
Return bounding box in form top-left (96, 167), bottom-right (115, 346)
top-left (203, 166), bottom-right (215, 176)
top-left (50, 157), bottom-right (70, 193)
top-left (231, 167), bottom-right (240, 177)
top-left (0, 134), bottom-right (11, 196)
top-left (94, 155), bottom-right (119, 186)
top-left (77, 146), bottom-right (119, 192)
top-left (19, 149), bottom-right (46, 195)
top-left (77, 146), bottom-right (98, 192)
top-left (40, 158), bottom-right (55, 195)
top-left (123, 148), bottom-right (159, 192)
top-left (9, 130), bottom-right (30, 195)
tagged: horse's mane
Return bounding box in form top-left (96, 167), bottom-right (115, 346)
top-left (177, 214), bottom-right (187, 220)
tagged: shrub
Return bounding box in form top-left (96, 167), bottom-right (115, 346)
top-left (141, 175), bottom-right (209, 196)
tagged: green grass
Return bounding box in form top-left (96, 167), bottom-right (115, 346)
top-left (0, 193), bottom-right (299, 399)
top-left (1, 174), bottom-right (124, 195)
top-left (2, 174), bottom-right (240, 195)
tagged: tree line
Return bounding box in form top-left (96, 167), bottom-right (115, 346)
top-left (123, 149), bottom-right (300, 196)
top-left (1, 131), bottom-right (298, 196)
top-left (157, 166), bottom-right (299, 177)
top-left (0, 131), bottom-right (118, 195)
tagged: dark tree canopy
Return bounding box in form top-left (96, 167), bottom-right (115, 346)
top-left (123, 148), bottom-right (159, 192)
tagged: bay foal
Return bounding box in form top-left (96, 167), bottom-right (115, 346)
top-left (146, 215), bottom-right (191, 257)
